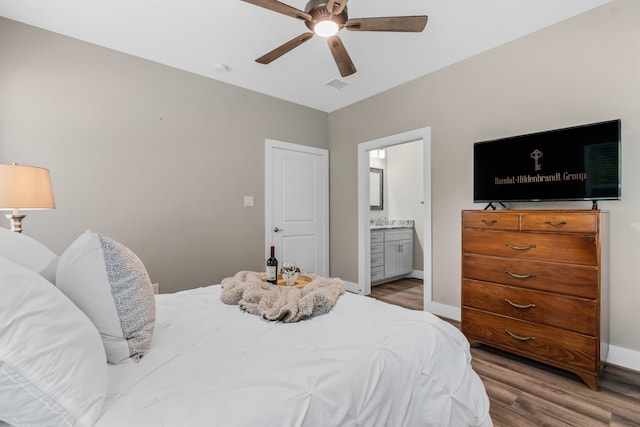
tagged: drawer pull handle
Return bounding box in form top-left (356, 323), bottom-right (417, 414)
top-left (504, 299), bottom-right (536, 310)
top-left (481, 219), bottom-right (498, 226)
top-left (544, 221), bottom-right (567, 227)
top-left (504, 269), bottom-right (536, 279)
top-left (504, 242), bottom-right (536, 251)
top-left (505, 329), bottom-right (536, 341)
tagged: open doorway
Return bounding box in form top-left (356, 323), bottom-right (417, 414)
top-left (356, 127), bottom-right (432, 308)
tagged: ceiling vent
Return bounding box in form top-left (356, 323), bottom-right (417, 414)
top-left (326, 78), bottom-right (349, 90)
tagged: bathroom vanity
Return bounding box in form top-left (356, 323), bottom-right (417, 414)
top-left (371, 225), bottom-right (413, 285)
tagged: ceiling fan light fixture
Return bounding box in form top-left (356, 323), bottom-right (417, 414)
top-left (244, 0), bottom-right (428, 76)
top-left (314, 19), bottom-right (339, 37)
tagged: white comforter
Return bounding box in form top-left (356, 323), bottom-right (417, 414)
top-left (96, 285), bottom-right (492, 427)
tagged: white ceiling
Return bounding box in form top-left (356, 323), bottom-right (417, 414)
top-left (0, 0), bottom-right (611, 112)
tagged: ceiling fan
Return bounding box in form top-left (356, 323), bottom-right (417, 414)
top-left (241, 0), bottom-right (428, 77)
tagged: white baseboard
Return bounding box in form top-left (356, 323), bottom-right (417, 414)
top-left (344, 280), bottom-right (364, 294)
top-left (607, 345), bottom-right (640, 372)
top-left (425, 301), bottom-right (461, 321)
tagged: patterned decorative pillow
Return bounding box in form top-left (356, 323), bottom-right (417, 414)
top-left (0, 256), bottom-right (107, 426)
top-left (56, 231), bottom-right (156, 364)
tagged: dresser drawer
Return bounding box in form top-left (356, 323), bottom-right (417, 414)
top-left (371, 266), bottom-right (385, 282)
top-left (371, 231), bottom-right (384, 244)
top-left (371, 242), bottom-right (384, 254)
top-left (463, 230), bottom-right (597, 265)
top-left (462, 253), bottom-right (598, 298)
top-left (384, 229), bottom-right (413, 242)
top-left (462, 309), bottom-right (597, 372)
top-left (462, 280), bottom-right (597, 335)
top-left (371, 252), bottom-right (384, 268)
top-left (521, 212), bottom-right (598, 233)
top-left (462, 211), bottom-right (519, 231)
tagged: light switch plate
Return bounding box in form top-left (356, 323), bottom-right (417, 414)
top-left (243, 196), bottom-right (254, 207)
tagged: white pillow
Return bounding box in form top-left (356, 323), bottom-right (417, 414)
top-left (56, 231), bottom-right (156, 364)
top-left (0, 256), bottom-right (107, 427)
top-left (0, 227), bottom-right (58, 282)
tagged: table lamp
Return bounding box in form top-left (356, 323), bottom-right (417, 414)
top-left (0, 164), bottom-right (56, 233)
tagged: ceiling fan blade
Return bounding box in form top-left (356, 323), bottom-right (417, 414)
top-left (345, 16), bottom-right (428, 32)
top-left (326, 0), bottom-right (348, 15)
top-left (240, 0), bottom-right (312, 21)
top-left (256, 32), bottom-right (314, 64)
top-left (327, 35), bottom-right (356, 77)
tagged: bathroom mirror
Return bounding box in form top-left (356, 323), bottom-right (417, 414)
top-left (370, 168), bottom-right (383, 210)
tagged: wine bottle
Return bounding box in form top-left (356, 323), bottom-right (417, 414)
top-left (266, 245), bottom-right (278, 284)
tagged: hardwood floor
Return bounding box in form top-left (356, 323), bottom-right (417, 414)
top-left (369, 277), bottom-right (423, 310)
top-left (368, 279), bottom-right (640, 426)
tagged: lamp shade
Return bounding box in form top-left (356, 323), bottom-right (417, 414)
top-left (0, 164), bottom-right (56, 210)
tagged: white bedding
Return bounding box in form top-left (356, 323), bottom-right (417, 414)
top-left (96, 285), bottom-right (492, 427)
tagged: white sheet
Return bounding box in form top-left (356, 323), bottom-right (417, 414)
top-left (96, 285), bottom-right (492, 426)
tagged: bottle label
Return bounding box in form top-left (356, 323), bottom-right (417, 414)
top-left (266, 266), bottom-right (277, 281)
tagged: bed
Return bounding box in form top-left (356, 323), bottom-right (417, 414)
top-left (0, 228), bottom-right (492, 427)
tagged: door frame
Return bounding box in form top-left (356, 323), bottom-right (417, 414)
top-left (356, 127), bottom-right (432, 304)
top-left (265, 139), bottom-right (329, 276)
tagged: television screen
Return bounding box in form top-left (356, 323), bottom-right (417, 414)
top-left (473, 119), bottom-right (621, 203)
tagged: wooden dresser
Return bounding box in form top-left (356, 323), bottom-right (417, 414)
top-left (461, 210), bottom-right (609, 390)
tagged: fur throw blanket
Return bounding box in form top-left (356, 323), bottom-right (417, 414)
top-left (220, 271), bottom-right (345, 323)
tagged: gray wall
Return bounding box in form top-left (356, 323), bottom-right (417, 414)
top-left (329, 0), bottom-right (640, 357)
top-left (1, 0), bottom-right (639, 361)
top-left (0, 17), bottom-right (329, 293)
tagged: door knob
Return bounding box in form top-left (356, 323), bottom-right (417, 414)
top-left (273, 227), bottom-right (285, 233)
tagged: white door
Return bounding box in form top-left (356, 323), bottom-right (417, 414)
top-left (265, 140), bottom-right (329, 276)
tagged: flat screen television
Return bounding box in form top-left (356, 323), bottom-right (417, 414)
top-left (473, 119), bottom-right (621, 204)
